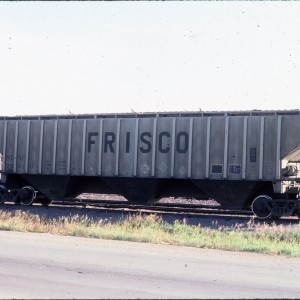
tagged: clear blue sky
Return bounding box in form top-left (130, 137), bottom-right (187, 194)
top-left (1, 1), bottom-right (300, 116)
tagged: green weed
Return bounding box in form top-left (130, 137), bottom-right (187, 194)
top-left (0, 210), bottom-right (300, 257)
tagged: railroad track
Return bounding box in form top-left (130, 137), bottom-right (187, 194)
top-left (1, 199), bottom-right (299, 228)
top-left (2, 196), bottom-right (299, 220)
top-left (50, 198), bottom-right (254, 217)
top-left (37, 199), bottom-right (300, 224)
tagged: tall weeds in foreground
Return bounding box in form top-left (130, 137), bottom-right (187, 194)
top-left (0, 210), bottom-right (300, 257)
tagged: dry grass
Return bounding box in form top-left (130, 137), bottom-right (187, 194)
top-left (0, 210), bottom-right (300, 257)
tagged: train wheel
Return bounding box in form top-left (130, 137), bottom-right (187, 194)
top-left (251, 195), bottom-right (272, 219)
top-left (19, 186), bottom-right (36, 206)
top-left (0, 185), bottom-right (6, 204)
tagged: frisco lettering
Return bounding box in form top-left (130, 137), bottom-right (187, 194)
top-left (88, 131), bottom-right (189, 154)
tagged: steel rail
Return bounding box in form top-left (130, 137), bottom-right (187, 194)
top-left (50, 198), bottom-right (253, 217)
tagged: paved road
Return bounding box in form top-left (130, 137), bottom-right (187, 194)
top-left (0, 231), bottom-right (300, 299)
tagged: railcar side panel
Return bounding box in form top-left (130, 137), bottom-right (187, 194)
top-left (0, 121), bottom-right (4, 171)
top-left (28, 120), bottom-right (42, 174)
top-left (263, 117), bottom-right (278, 180)
top-left (174, 117), bottom-right (190, 178)
top-left (118, 118), bottom-right (136, 177)
top-left (227, 116), bottom-right (244, 180)
top-left (0, 121), bottom-right (4, 179)
top-left (85, 119), bottom-right (99, 176)
top-left (281, 115), bottom-right (300, 159)
top-left (16, 121), bottom-right (27, 174)
top-left (55, 120), bottom-right (69, 175)
top-left (101, 118), bottom-right (117, 176)
top-left (1, 112), bottom-right (300, 184)
top-left (246, 117), bottom-right (260, 180)
top-left (209, 117), bottom-right (225, 180)
top-left (155, 118), bottom-right (172, 178)
top-left (70, 119), bottom-right (84, 175)
top-left (191, 117), bottom-right (207, 179)
top-left (42, 120), bottom-right (55, 174)
top-left (4, 121), bottom-right (16, 173)
top-left (136, 118), bottom-right (154, 178)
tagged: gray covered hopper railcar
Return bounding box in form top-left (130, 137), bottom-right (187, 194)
top-left (0, 110), bottom-right (300, 219)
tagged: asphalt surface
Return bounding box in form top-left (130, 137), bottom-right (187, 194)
top-left (1, 230), bottom-right (300, 299)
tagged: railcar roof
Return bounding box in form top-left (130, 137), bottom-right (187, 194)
top-left (0, 109), bottom-right (299, 120)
